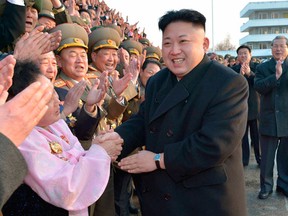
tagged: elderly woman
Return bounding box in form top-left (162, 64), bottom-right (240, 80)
top-left (2, 60), bottom-right (123, 216)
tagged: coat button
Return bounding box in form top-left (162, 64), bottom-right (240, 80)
top-left (150, 127), bottom-right (157, 133)
top-left (166, 129), bottom-right (174, 137)
top-left (163, 193), bottom-right (172, 200)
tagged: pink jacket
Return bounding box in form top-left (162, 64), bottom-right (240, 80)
top-left (18, 119), bottom-right (111, 216)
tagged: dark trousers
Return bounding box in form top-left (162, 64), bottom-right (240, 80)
top-left (259, 135), bottom-right (288, 192)
top-left (242, 119), bottom-right (261, 165)
top-left (114, 168), bottom-right (133, 216)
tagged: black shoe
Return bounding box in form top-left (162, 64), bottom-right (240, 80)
top-left (276, 186), bottom-right (288, 197)
top-left (258, 190), bottom-right (272, 199)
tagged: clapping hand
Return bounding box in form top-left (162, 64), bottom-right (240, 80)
top-left (62, 80), bottom-right (86, 116)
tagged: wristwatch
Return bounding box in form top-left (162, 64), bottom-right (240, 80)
top-left (154, 153), bottom-right (161, 169)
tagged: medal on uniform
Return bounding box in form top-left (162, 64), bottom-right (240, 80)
top-left (49, 141), bottom-right (63, 154)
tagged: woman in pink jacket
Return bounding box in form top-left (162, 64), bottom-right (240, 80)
top-left (2, 60), bottom-right (123, 216)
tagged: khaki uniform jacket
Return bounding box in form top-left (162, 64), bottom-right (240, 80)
top-left (88, 64), bottom-right (138, 132)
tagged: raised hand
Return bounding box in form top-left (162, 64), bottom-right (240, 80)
top-left (42, 30), bottom-right (62, 55)
top-left (110, 71), bottom-right (132, 97)
top-left (0, 81), bottom-right (53, 146)
top-left (276, 58), bottom-right (283, 80)
top-left (0, 55), bottom-right (16, 92)
top-left (62, 80), bottom-right (86, 116)
top-left (86, 78), bottom-right (106, 105)
top-left (123, 58), bottom-right (140, 85)
top-left (14, 26), bottom-right (61, 62)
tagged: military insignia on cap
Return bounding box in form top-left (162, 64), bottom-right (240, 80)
top-left (74, 38), bottom-right (81, 43)
top-left (107, 39), bottom-right (113, 45)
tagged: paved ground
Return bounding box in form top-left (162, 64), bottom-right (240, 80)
top-left (131, 149), bottom-right (288, 216)
top-left (244, 151), bottom-right (288, 216)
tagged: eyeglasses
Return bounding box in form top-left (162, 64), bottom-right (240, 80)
top-left (272, 44), bottom-right (288, 49)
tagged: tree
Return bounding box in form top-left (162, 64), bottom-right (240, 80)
top-left (214, 35), bottom-right (236, 51)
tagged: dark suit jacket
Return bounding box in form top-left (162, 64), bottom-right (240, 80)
top-left (232, 62), bottom-right (260, 120)
top-left (254, 57), bottom-right (288, 137)
top-left (0, 1), bottom-right (25, 50)
top-left (0, 133), bottom-right (27, 209)
top-left (115, 56), bottom-right (249, 216)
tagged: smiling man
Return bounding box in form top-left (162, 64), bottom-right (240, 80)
top-left (115, 9), bottom-right (249, 216)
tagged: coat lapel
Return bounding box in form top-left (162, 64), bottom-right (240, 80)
top-left (149, 56), bottom-right (212, 123)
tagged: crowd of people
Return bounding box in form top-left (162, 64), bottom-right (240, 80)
top-left (0, 0), bottom-right (288, 216)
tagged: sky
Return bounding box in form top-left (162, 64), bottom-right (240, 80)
top-left (104, 0), bottom-right (284, 51)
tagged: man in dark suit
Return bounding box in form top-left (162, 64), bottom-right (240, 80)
top-left (254, 35), bottom-right (288, 199)
top-left (232, 45), bottom-right (261, 166)
top-left (115, 9), bottom-right (248, 216)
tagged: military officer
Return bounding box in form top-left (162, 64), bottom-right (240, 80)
top-left (89, 26), bottom-right (141, 216)
top-left (50, 22), bottom-right (118, 216)
top-left (88, 26), bottom-right (138, 131)
top-left (139, 37), bottom-right (150, 48)
top-left (38, 0), bottom-right (56, 30)
top-left (120, 39), bottom-right (143, 61)
top-left (144, 45), bottom-right (162, 62)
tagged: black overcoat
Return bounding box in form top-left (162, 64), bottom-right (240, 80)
top-left (116, 55), bottom-right (249, 216)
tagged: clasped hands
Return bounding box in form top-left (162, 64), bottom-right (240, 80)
top-left (92, 130), bottom-right (123, 162)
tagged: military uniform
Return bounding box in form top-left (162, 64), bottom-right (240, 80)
top-left (0, 0), bottom-right (42, 53)
top-left (88, 26), bottom-right (142, 216)
top-left (139, 37), bottom-right (150, 47)
top-left (144, 45), bottom-right (162, 61)
top-left (88, 26), bottom-right (139, 132)
top-left (38, 0), bottom-right (55, 21)
top-left (51, 23), bottom-right (118, 216)
top-left (120, 39), bottom-right (143, 57)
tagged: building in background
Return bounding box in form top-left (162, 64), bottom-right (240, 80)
top-left (215, 0), bottom-right (288, 59)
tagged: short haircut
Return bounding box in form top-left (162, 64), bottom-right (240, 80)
top-left (8, 60), bottom-right (42, 98)
top-left (158, 9), bottom-right (206, 32)
top-left (271, 35), bottom-right (288, 46)
top-left (142, 59), bottom-right (162, 70)
top-left (236, 45), bottom-right (251, 54)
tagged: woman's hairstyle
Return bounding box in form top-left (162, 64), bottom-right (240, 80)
top-left (8, 60), bottom-right (42, 98)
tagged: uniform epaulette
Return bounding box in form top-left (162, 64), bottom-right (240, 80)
top-left (54, 78), bottom-right (67, 88)
top-left (88, 65), bottom-right (97, 71)
top-left (86, 72), bottom-right (99, 80)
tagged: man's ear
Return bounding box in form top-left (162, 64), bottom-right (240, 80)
top-left (203, 37), bottom-right (210, 52)
top-left (91, 51), bottom-right (97, 63)
top-left (55, 55), bottom-right (62, 68)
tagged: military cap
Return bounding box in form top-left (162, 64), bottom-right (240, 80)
top-left (25, 0), bottom-right (42, 12)
top-left (88, 26), bottom-right (121, 52)
top-left (120, 39), bottom-right (143, 56)
top-left (139, 38), bottom-right (150, 46)
top-left (38, 0), bottom-right (54, 20)
top-left (144, 46), bottom-right (162, 61)
top-left (49, 23), bottom-right (88, 54)
top-left (104, 24), bottom-right (122, 38)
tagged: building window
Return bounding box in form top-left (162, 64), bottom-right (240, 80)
top-left (271, 12), bottom-right (280, 18)
top-left (282, 27), bottom-right (288, 33)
